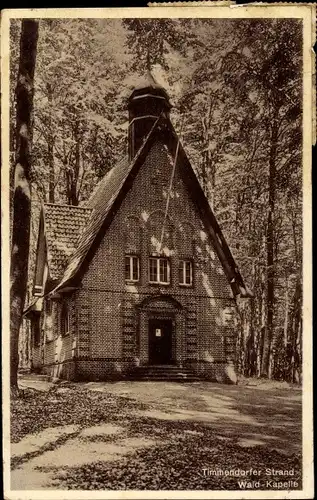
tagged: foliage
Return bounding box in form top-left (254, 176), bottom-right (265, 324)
top-left (11, 383), bottom-right (302, 490)
top-left (56, 438), bottom-right (300, 490)
top-left (11, 385), bottom-right (137, 444)
top-left (123, 19), bottom-right (188, 72)
top-left (32, 19), bottom-right (129, 205)
top-left (9, 17), bottom-right (303, 381)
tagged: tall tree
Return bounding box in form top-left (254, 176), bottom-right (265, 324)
top-left (10, 19), bottom-right (39, 395)
top-left (31, 19), bottom-right (128, 205)
top-left (173, 18), bottom-right (302, 379)
top-left (123, 19), bottom-right (188, 72)
top-left (219, 19), bottom-right (302, 377)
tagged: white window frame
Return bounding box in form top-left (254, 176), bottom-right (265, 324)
top-left (149, 257), bottom-right (170, 285)
top-left (125, 255), bottom-right (140, 283)
top-left (179, 259), bottom-right (193, 287)
top-left (34, 285), bottom-right (43, 296)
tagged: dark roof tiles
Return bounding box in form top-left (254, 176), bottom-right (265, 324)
top-left (57, 158), bottom-right (131, 287)
top-left (43, 204), bottom-right (92, 280)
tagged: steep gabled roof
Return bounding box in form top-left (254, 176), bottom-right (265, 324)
top-left (50, 115), bottom-right (251, 298)
top-left (52, 117), bottom-right (162, 293)
top-left (43, 203), bottom-right (92, 280)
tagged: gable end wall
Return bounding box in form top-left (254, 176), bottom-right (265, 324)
top-left (74, 140), bottom-right (237, 381)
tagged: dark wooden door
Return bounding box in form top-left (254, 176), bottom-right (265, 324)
top-left (149, 319), bottom-right (173, 365)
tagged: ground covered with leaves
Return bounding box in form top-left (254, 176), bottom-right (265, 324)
top-left (11, 382), bottom-right (302, 491)
top-left (11, 385), bottom-right (142, 443)
top-left (53, 424), bottom-right (301, 490)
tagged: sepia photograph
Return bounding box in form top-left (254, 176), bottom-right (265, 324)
top-left (1, 5), bottom-right (314, 499)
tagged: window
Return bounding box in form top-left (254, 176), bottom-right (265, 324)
top-left (45, 300), bottom-right (54, 342)
top-left (34, 285), bottom-right (42, 296)
top-left (179, 260), bottom-right (193, 286)
top-left (33, 317), bottom-right (41, 346)
top-left (149, 257), bottom-right (170, 284)
top-left (46, 300), bottom-right (52, 315)
top-left (61, 303), bottom-right (70, 336)
top-left (125, 255), bottom-right (140, 282)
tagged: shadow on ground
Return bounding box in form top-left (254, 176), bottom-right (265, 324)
top-left (86, 381), bottom-right (301, 455)
top-left (11, 377), bottom-right (301, 490)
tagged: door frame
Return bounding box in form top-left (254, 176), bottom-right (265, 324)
top-left (148, 316), bottom-right (175, 365)
top-left (137, 295), bottom-right (185, 366)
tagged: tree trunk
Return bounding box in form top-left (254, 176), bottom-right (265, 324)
top-left (245, 298), bottom-right (256, 377)
top-left (48, 140), bottom-right (55, 203)
top-left (47, 84), bottom-right (55, 203)
top-left (73, 116), bottom-right (81, 205)
top-left (65, 115), bottom-right (81, 206)
top-left (290, 280), bottom-right (302, 383)
top-left (283, 276), bottom-right (290, 347)
top-left (261, 118), bottom-right (278, 377)
top-left (201, 102), bottom-right (214, 206)
top-left (10, 20), bottom-right (39, 396)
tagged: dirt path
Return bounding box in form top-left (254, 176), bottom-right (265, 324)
top-left (11, 422), bottom-right (161, 489)
top-left (11, 377), bottom-right (301, 490)
top-left (84, 380), bottom-right (302, 455)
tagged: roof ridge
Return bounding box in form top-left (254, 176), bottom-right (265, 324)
top-left (44, 202), bottom-right (92, 210)
top-left (87, 159), bottom-right (128, 208)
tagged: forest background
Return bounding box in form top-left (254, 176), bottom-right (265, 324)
top-left (9, 17), bottom-right (303, 381)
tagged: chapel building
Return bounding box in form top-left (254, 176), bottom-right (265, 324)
top-left (25, 73), bottom-right (250, 383)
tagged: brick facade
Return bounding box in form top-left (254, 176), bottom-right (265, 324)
top-left (34, 139), bottom-right (238, 383)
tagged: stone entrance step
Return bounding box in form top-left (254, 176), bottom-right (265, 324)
top-left (129, 365), bottom-right (201, 382)
top-left (18, 373), bottom-right (52, 382)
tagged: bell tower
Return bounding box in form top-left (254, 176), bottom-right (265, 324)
top-left (128, 72), bottom-right (172, 161)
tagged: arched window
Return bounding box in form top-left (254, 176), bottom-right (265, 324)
top-left (125, 216), bottom-right (142, 254)
top-left (177, 221), bottom-right (196, 254)
top-left (147, 210), bottom-right (174, 255)
top-left (177, 221), bottom-right (196, 287)
top-left (124, 216), bottom-right (142, 283)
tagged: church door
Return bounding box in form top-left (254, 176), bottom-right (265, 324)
top-left (148, 318), bottom-right (173, 365)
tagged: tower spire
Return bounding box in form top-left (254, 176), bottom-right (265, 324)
top-left (127, 73), bottom-right (172, 160)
